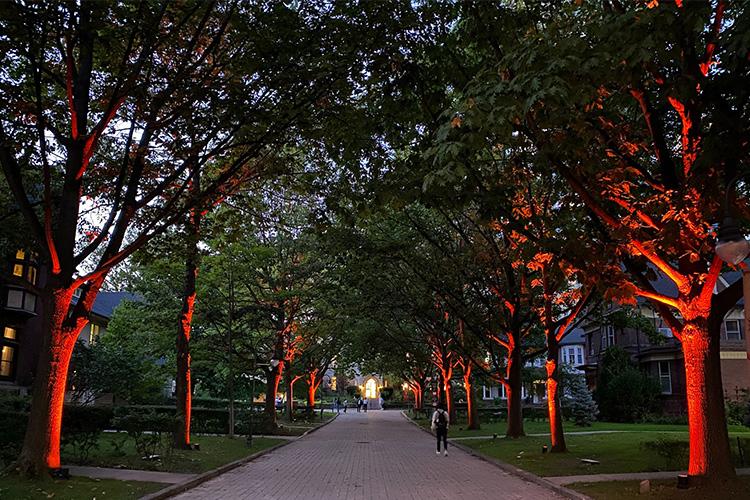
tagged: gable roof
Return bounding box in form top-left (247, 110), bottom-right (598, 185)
top-left (90, 291), bottom-right (139, 319)
top-left (560, 327), bottom-right (585, 346)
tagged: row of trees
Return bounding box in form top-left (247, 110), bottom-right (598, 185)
top-left (2, 1), bottom-right (749, 489)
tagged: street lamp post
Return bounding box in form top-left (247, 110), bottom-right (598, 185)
top-left (246, 359), bottom-right (274, 448)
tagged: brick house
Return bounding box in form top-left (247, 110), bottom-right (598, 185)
top-left (0, 249), bottom-right (135, 395)
top-left (580, 271), bottom-right (749, 415)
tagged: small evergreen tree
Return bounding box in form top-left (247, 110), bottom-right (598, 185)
top-left (567, 374), bottom-right (598, 427)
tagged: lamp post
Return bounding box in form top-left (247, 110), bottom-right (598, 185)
top-left (246, 359), bottom-right (273, 448)
top-left (715, 174), bottom-right (750, 265)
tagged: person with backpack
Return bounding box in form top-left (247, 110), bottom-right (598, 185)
top-left (431, 403), bottom-right (450, 456)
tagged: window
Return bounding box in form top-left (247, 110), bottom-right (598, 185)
top-left (576, 346), bottom-right (583, 365)
top-left (482, 385), bottom-right (492, 400)
top-left (6, 288), bottom-right (36, 313)
top-left (90, 324), bottom-right (101, 344)
top-left (9, 249), bottom-right (38, 285)
top-left (607, 326), bottom-right (615, 347)
top-left (725, 320), bottom-right (742, 341)
top-left (589, 334), bottom-right (594, 355)
top-left (0, 326), bottom-right (18, 379)
top-left (658, 361), bottom-right (672, 394)
top-left (658, 327), bottom-right (673, 339)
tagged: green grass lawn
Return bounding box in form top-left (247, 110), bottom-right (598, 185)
top-left (569, 477), bottom-right (750, 499)
top-left (0, 475), bottom-right (164, 500)
top-left (62, 434), bottom-right (284, 474)
top-left (412, 414), bottom-right (750, 437)
top-left (460, 431), bottom-right (750, 477)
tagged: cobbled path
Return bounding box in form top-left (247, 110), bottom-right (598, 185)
top-left (173, 410), bottom-right (563, 500)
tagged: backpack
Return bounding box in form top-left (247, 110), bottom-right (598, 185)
top-left (436, 410), bottom-right (447, 430)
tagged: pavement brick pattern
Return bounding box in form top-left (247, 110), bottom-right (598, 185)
top-left (174, 411), bottom-right (562, 500)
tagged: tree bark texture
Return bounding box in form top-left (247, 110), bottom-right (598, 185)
top-left (505, 342), bottom-right (525, 438)
top-left (545, 339), bottom-right (566, 452)
top-left (463, 367), bottom-right (480, 430)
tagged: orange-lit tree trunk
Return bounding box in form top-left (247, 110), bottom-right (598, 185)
top-left (18, 286), bottom-right (92, 474)
top-left (505, 339), bottom-right (524, 438)
top-left (545, 342), bottom-right (565, 452)
top-left (462, 363), bottom-right (479, 430)
top-left (174, 169), bottom-right (201, 449)
top-left (306, 370), bottom-right (321, 417)
top-left (681, 315), bottom-right (734, 481)
top-left (264, 360), bottom-right (283, 429)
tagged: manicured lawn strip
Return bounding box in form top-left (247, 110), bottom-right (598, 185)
top-left (62, 434), bottom-right (284, 474)
top-left (0, 475), bottom-right (164, 500)
top-left (461, 431), bottom-right (750, 477)
top-left (411, 415), bottom-right (750, 438)
top-left (569, 477), bottom-right (750, 500)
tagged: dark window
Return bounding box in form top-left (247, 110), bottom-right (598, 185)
top-left (725, 320), bottom-right (742, 341)
top-left (658, 361), bottom-right (672, 394)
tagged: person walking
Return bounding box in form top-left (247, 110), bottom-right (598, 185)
top-left (431, 403), bottom-right (449, 456)
top-left (363, 397), bottom-right (368, 412)
top-left (356, 397), bottom-right (362, 413)
top-left (334, 397), bottom-right (340, 414)
top-left (343, 399), bottom-right (348, 413)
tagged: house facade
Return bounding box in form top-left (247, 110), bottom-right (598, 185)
top-left (581, 271), bottom-right (750, 415)
top-left (0, 249), bottom-right (135, 395)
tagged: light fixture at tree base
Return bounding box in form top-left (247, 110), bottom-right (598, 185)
top-left (715, 216), bottom-right (750, 265)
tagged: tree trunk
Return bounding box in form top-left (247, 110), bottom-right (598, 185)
top-left (174, 167), bottom-right (201, 449)
top-left (463, 369), bottom-right (479, 430)
top-left (18, 287), bottom-right (81, 475)
top-left (264, 363), bottom-right (283, 429)
top-left (285, 368), bottom-right (294, 421)
top-left (308, 379), bottom-right (316, 414)
top-left (681, 318), bottom-right (735, 484)
top-left (505, 342), bottom-right (525, 438)
top-left (174, 228), bottom-right (198, 449)
top-left (545, 339), bottom-right (566, 452)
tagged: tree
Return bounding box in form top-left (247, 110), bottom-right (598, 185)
top-left (596, 347), bottom-right (660, 423)
top-left (433, 1), bottom-right (749, 484)
top-left (566, 372), bottom-right (598, 428)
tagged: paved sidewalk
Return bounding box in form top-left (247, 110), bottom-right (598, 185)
top-left (173, 410), bottom-right (564, 499)
top-left (547, 467), bottom-right (750, 485)
top-left (67, 465), bottom-right (194, 484)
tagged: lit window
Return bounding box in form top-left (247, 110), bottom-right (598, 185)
top-left (10, 249), bottom-right (38, 285)
top-left (3, 327), bottom-right (16, 340)
top-left (725, 320), bottom-right (742, 341)
top-left (658, 361), bottom-right (672, 394)
top-left (0, 326), bottom-right (18, 379)
top-left (0, 345), bottom-right (15, 377)
top-left (90, 324), bottom-right (101, 344)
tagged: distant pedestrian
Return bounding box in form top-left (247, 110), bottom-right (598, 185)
top-left (343, 399), bottom-right (348, 413)
top-left (334, 397), bottom-right (340, 414)
top-left (431, 403), bottom-right (449, 456)
top-left (363, 397), bottom-right (368, 412)
top-left (356, 397), bottom-right (362, 413)
top-left (379, 396), bottom-right (384, 410)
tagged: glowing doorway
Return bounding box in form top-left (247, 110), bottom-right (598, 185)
top-left (365, 379), bottom-right (378, 399)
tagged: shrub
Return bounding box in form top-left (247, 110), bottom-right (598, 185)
top-left (345, 385), bottom-right (359, 397)
top-left (726, 396), bottom-right (749, 426)
top-left (112, 409), bottom-right (173, 457)
top-left (642, 438), bottom-right (689, 470)
top-left (61, 406), bottom-right (113, 464)
top-left (0, 410), bottom-right (27, 467)
top-left (595, 347), bottom-right (660, 422)
top-left (380, 387), bottom-right (394, 400)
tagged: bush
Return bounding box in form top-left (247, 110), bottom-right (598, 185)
top-left (596, 347), bottom-right (660, 422)
top-left (0, 410), bottom-right (27, 467)
top-left (726, 397), bottom-right (750, 426)
top-left (112, 409), bottom-right (174, 457)
top-left (642, 438), bottom-right (689, 470)
top-left (380, 387), bottom-right (394, 401)
top-left (61, 406), bottom-right (113, 464)
top-left (345, 385), bottom-right (359, 398)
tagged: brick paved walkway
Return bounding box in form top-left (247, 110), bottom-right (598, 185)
top-left (173, 410), bottom-right (563, 499)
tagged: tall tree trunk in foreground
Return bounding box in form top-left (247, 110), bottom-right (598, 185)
top-left (505, 340), bottom-right (524, 438)
top-left (174, 169), bottom-right (201, 450)
top-left (264, 362), bottom-right (283, 429)
top-left (18, 287), bottom-right (87, 474)
top-left (463, 365), bottom-right (480, 430)
top-left (545, 339), bottom-right (566, 452)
